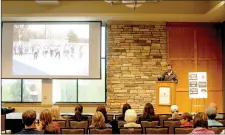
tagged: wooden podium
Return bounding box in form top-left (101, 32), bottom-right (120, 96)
top-left (156, 81), bottom-right (177, 106)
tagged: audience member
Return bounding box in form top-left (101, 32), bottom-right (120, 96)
top-left (206, 106), bottom-right (223, 126)
top-left (191, 112), bottom-right (215, 134)
top-left (138, 103), bottom-right (159, 124)
top-left (69, 104), bottom-right (88, 121)
top-left (96, 105), bottom-right (110, 124)
top-left (209, 102), bottom-right (223, 119)
top-left (124, 109), bottom-right (141, 127)
top-left (44, 125), bottom-right (58, 134)
top-left (180, 112), bottom-right (193, 127)
top-left (117, 103), bottom-right (131, 121)
top-left (16, 109), bottom-right (43, 134)
top-left (51, 105), bottom-right (63, 120)
top-left (169, 105), bottom-right (180, 120)
top-left (90, 111), bottom-right (112, 128)
top-left (37, 109), bottom-right (60, 134)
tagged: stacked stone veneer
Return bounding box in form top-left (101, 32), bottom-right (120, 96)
top-left (106, 22), bottom-right (167, 113)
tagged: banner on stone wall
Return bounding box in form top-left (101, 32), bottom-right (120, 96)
top-left (188, 72), bottom-right (207, 99)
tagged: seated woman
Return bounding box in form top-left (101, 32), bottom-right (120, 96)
top-left (168, 105), bottom-right (181, 120)
top-left (89, 111), bottom-right (112, 128)
top-left (138, 103), bottom-right (159, 124)
top-left (51, 105), bottom-right (63, 120)
top-left (69, 104), bottom-right (88, 121)
top-left (37, 109), bottom-right (60, 134)
top-left (44, 125), bottom-right (58, 134)
top-left (180, 112), bottom-right (193, 127)
top-left (190, 112), bottom-right (215, 134)
top-left (117, 103), bottom-right (131, 121)
top-left (124, 109), bottom-right (141, 128)
top-left (96, 105), bottom-right (111, 124)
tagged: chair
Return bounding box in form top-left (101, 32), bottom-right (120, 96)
top-left (158, 114), bottom-right (172, 126)
top-left (61, 114), bottom-right (73, 120)
top-left (217, 113), bottom-right (225, 119)
top-left (53, 120), bottom-right (67, 128)
top-left (209, 126), bottom-right (225, 134)
top-left (174, 127), bottom-right (194, 134)
top-left (106, 114), bottom-right (114, 122)
top-left (163, 120), bottom-right (181, 134)
top-left (83, 115), bottom-right (92, 126)
top-left (141, 121), bottom-right (159, 133)
top-left (115, 114), bottom-right (122, 120)
top-left (69, 120), bottom-right (89, 133)
top-left (118, 121), bottom-right (126, 128)
top-left (217, 119), bottom-right (225, 126)
top-left (61, 128), bottom-right (85, 134)
top-left (119, 127), bottom-right (142, 134)
top-left (1, 115), bottom-right (11, 134)
top-left (89, 128), bottom-right (112, 134)
top-left (145, 127), bottom-right (169, 134)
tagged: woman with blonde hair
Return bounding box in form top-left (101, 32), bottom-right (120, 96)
top-left (51, 105), bottom-right (63, 120)
top-left (90, 111), bottom-right (111, 128)
top-left (37, 109), bottom-right (60, 134)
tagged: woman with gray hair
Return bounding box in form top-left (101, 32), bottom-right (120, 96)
top-left (124, 109), bottom-right (141, 127)
top-left (169, 105), bottom-right (181, 120)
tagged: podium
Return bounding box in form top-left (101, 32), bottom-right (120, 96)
top-left (156, 81), bottom-right (177, 106)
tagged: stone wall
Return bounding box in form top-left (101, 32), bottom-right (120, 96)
top-left (107, 22), bottom-right (167, 113)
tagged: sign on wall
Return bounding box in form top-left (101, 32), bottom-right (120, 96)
top-left (188, 72), bottom-right (207, 98)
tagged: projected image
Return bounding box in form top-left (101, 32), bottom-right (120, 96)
top-left (12, 24), bottom-right (89, 76)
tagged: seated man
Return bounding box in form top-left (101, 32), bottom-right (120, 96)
top-left (206, 106), bottom-right (223, 126)
top-left (209, 102), bottom-right (223, 119)
top-left (16, 109), bottom-right (43, 134)
top-left (1, 107), bottom-right (15, 115)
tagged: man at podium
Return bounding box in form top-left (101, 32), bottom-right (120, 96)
top-left (158, 64), bottom-right (178, 83)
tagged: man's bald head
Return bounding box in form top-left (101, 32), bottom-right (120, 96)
top-left (209, 102), bottom-right (217, 110)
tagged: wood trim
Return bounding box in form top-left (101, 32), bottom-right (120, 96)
top-left (169, 58), bottom-right (195, 61)
top-left (3, 103), bottom-right (105, 107)
top-left (194, 29), bottom-right (198, 71)
top-left (176, 89), bottom-right (222, 92)
top-left (167, 22), bottom-right (217, 27)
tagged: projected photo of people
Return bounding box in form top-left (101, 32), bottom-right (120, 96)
top-left (12, 24), bottom-right (89, 76)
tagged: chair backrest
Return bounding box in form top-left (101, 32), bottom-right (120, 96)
top-left (89, 128), bottom-right (112, 134)
top-left (163, 120), bottom-right (181, 134)
top-left (158, 114), bottom-right (172, 126)
top-left (53, 120), bottom-right (67, 128)
top-left (217, 113), bottom-right (225, 119)
top-left (106, 114), bottom-right (114, 122)
top-left (1, 115), bottom-right (6, 132)
top-left (69, 120), bottom-right (89, 133)
top-left (217, 119), bottom-right (225, 126)
top-left (61, 114), bottom-right (73, 120)
top-left (118, 121), bottom-right (126, 128)
top-left (119, 127), bottom-right (142, 134)
top-left (209, 126), bottom-right (225, 134)
top-left (141, 121), bottom-right (160, 134)
top-left (83, 115), bottom-right (92, 126)
top-left (145, 127), bottom-right (169, 134)
top-left (60, 128), bottom-right (85, 134)
top-left (174, 127), bottom-right (194, 134)
top-left (115, 115), bottom-right (122, 121)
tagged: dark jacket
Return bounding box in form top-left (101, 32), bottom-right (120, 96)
top-left (68, 115), bottom-right (88, 121)
top-left (16, 128), bottom-right (43, 134)
top-left (138, 114), bottom-right (160, 124)
top-left (161, 71), bottom-right (178, 83)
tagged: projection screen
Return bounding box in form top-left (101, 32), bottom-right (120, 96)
top-left (2, 22), bottom-right (101, 79)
